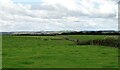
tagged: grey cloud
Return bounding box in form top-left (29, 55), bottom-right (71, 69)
top-left (0, 0), bottom-right (118, 32)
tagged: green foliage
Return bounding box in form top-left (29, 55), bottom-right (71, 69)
top-left (73, 35), bottom-right (119, 47)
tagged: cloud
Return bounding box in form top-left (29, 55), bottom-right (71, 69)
top-left (0, 0), bottom-right (118, 32)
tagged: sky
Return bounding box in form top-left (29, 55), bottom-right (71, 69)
top-left (0, 0), bottom-right (119, 32)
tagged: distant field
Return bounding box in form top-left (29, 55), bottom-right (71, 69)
top-left (2, 35), bottom-right (118, 68)
top-left (64, 35), bottom-right (119, 41)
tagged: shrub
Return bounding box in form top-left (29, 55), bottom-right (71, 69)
top-left (75, 36), bottom-right (120, 48)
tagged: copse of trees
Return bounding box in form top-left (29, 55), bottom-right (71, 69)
top-left (12, 34), bottom-right (58, 36)
top-left (61, 31), bottom-right (120, 35)
top-left (11, 30), bottom-right (120, 36)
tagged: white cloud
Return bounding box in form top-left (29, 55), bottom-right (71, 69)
top-left (0, 0), bottom-right (118, 32)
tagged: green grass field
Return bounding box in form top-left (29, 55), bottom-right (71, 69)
top-left (2, 35), bottom-right (118, 68)
top-left (0, 35), bottom-right (2, 69)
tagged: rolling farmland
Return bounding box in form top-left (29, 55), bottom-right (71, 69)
top-left (2, 35), bottom-right (119, 68)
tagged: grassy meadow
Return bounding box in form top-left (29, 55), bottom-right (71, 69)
top-left (0, 35), bottom-right (2, 69)
top-left (2, 35), bottom-right (118, 68)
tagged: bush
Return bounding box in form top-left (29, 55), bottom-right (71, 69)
top-left (75, 36), bottom-right (120, 48)
top-left (103, 37), bottom-right (119, 47)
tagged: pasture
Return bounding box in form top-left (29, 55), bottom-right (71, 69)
top-left (2, 35), bottom-right (118, 68)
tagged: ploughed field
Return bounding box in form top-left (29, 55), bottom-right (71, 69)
top-left (2, 35), bottom-right (118, 68)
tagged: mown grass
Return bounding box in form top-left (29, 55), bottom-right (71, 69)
top-left (2, 35), bottom-right (118, 68)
